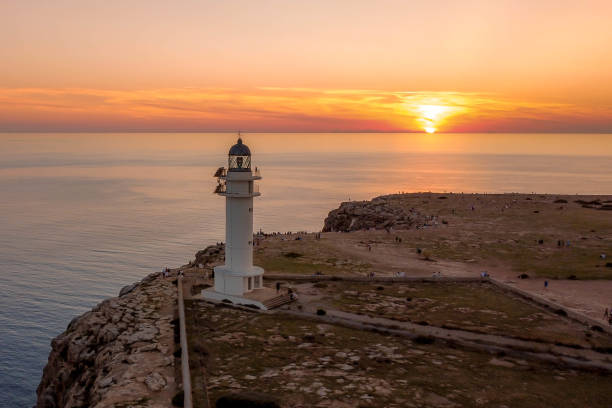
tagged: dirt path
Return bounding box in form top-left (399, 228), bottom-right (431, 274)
top-left (493, 268), bottom-right (612, 324)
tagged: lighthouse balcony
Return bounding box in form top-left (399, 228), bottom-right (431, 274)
top-left (216, 192), bottom-right (261, 197)
top-left (217, 170), bottom-right (261, 181)
top-left (215, 182), bottom-right (260, 197)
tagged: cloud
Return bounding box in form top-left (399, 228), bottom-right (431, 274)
top-left (0, 87), bottom-right (610, 132)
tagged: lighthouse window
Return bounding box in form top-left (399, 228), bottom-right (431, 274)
top-left (228, 155), bottom-right (251, 170)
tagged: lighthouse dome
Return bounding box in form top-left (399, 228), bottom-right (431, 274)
top-left (228, 138), bottom-right (251, 156)
top-left (227, 137), bottom-right (251, 171)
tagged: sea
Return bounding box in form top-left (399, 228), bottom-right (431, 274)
top-left (0, 132), bottom-right (611, 407)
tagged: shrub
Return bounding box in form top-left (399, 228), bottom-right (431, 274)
top-left (172, 391), bottom-right (184, 407)
top-left (173, 323), bottom-right (180, 344)
top-left (192, 343), bottom-right (209, 355)
top-left (283, 252), bottom-right (303, 258)
top-left (316, 309), bottom-right (326, 316)
top-left (414, 335), bottom-right (435, 345)
top-left (216, 392), bottom-right (281, 408)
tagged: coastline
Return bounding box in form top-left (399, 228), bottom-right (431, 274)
top-left (36, 192), bottom-right (612, 407)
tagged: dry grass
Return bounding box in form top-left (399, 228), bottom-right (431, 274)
top-left (385, 193), bottom-right (612, 279)
top-left (185, 300), bottom-right (612, 408)
top-left (316, 281), bottom-right (612, 348)
top-left (251, 194), bottom-right (611, 280)
top-left (254, 236), bottom-right (372, 276)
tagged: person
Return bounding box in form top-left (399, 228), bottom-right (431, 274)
top-left (544, 280), bottom-right (548, 289)
top-left (276, 281), bottom-right (281, 293)
top-left (604, 308), bottom-right (609, 320)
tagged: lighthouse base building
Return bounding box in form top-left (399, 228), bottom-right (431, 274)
top-left (201, 137), bottom-right (278, 309)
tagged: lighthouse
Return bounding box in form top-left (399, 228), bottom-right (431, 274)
top-left (208, 137), bottom-right (265, 299)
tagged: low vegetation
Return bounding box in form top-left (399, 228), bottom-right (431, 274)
top-left (185, 300), bottom-right (612, 408)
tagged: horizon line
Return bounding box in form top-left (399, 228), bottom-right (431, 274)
top-left (2, 130), bottom-right (612, 135)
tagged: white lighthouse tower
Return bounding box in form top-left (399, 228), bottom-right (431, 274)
top-left (202, 136), bottom-right (266, 306)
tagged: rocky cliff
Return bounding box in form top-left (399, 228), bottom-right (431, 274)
top-left (322, 194), bottom-right (424, 232)
top-left (36, 273), bottom-right (178, 408)
top-left (194, 242), bottom-right (225, 266)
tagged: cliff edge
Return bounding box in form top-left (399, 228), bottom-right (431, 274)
top-left (323, 194), bottom-right (424, 232)
top-left (36, 273), bottom-right (178, 408)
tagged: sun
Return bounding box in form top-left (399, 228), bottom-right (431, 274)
top-left (419, 105), bottom-right (451, 121)
top-left (417, 104), bottom-right (451, 133)
top-left (402, 97), bottom-right (467, 133)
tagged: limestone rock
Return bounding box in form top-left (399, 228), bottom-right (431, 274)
top-left (322, 195), bottom-right (424, 232)
top-left (119, 283), bottom-right (138, 297)
top-left (195, 242), bottom-right (225, 266)
top-left (144, 372), bottom-right (167, 392)
top-left (36, 273), bottom-right (177, 408)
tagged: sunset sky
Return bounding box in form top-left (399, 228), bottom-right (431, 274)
top-left (1, 0), bottom-right (611, 133)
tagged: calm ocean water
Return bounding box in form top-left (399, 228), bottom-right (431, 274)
top-left (0, 133), bottom-right (611, 407)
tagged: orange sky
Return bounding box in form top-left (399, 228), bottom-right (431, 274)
top-left (1, 0), bottom-right (611, 133)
